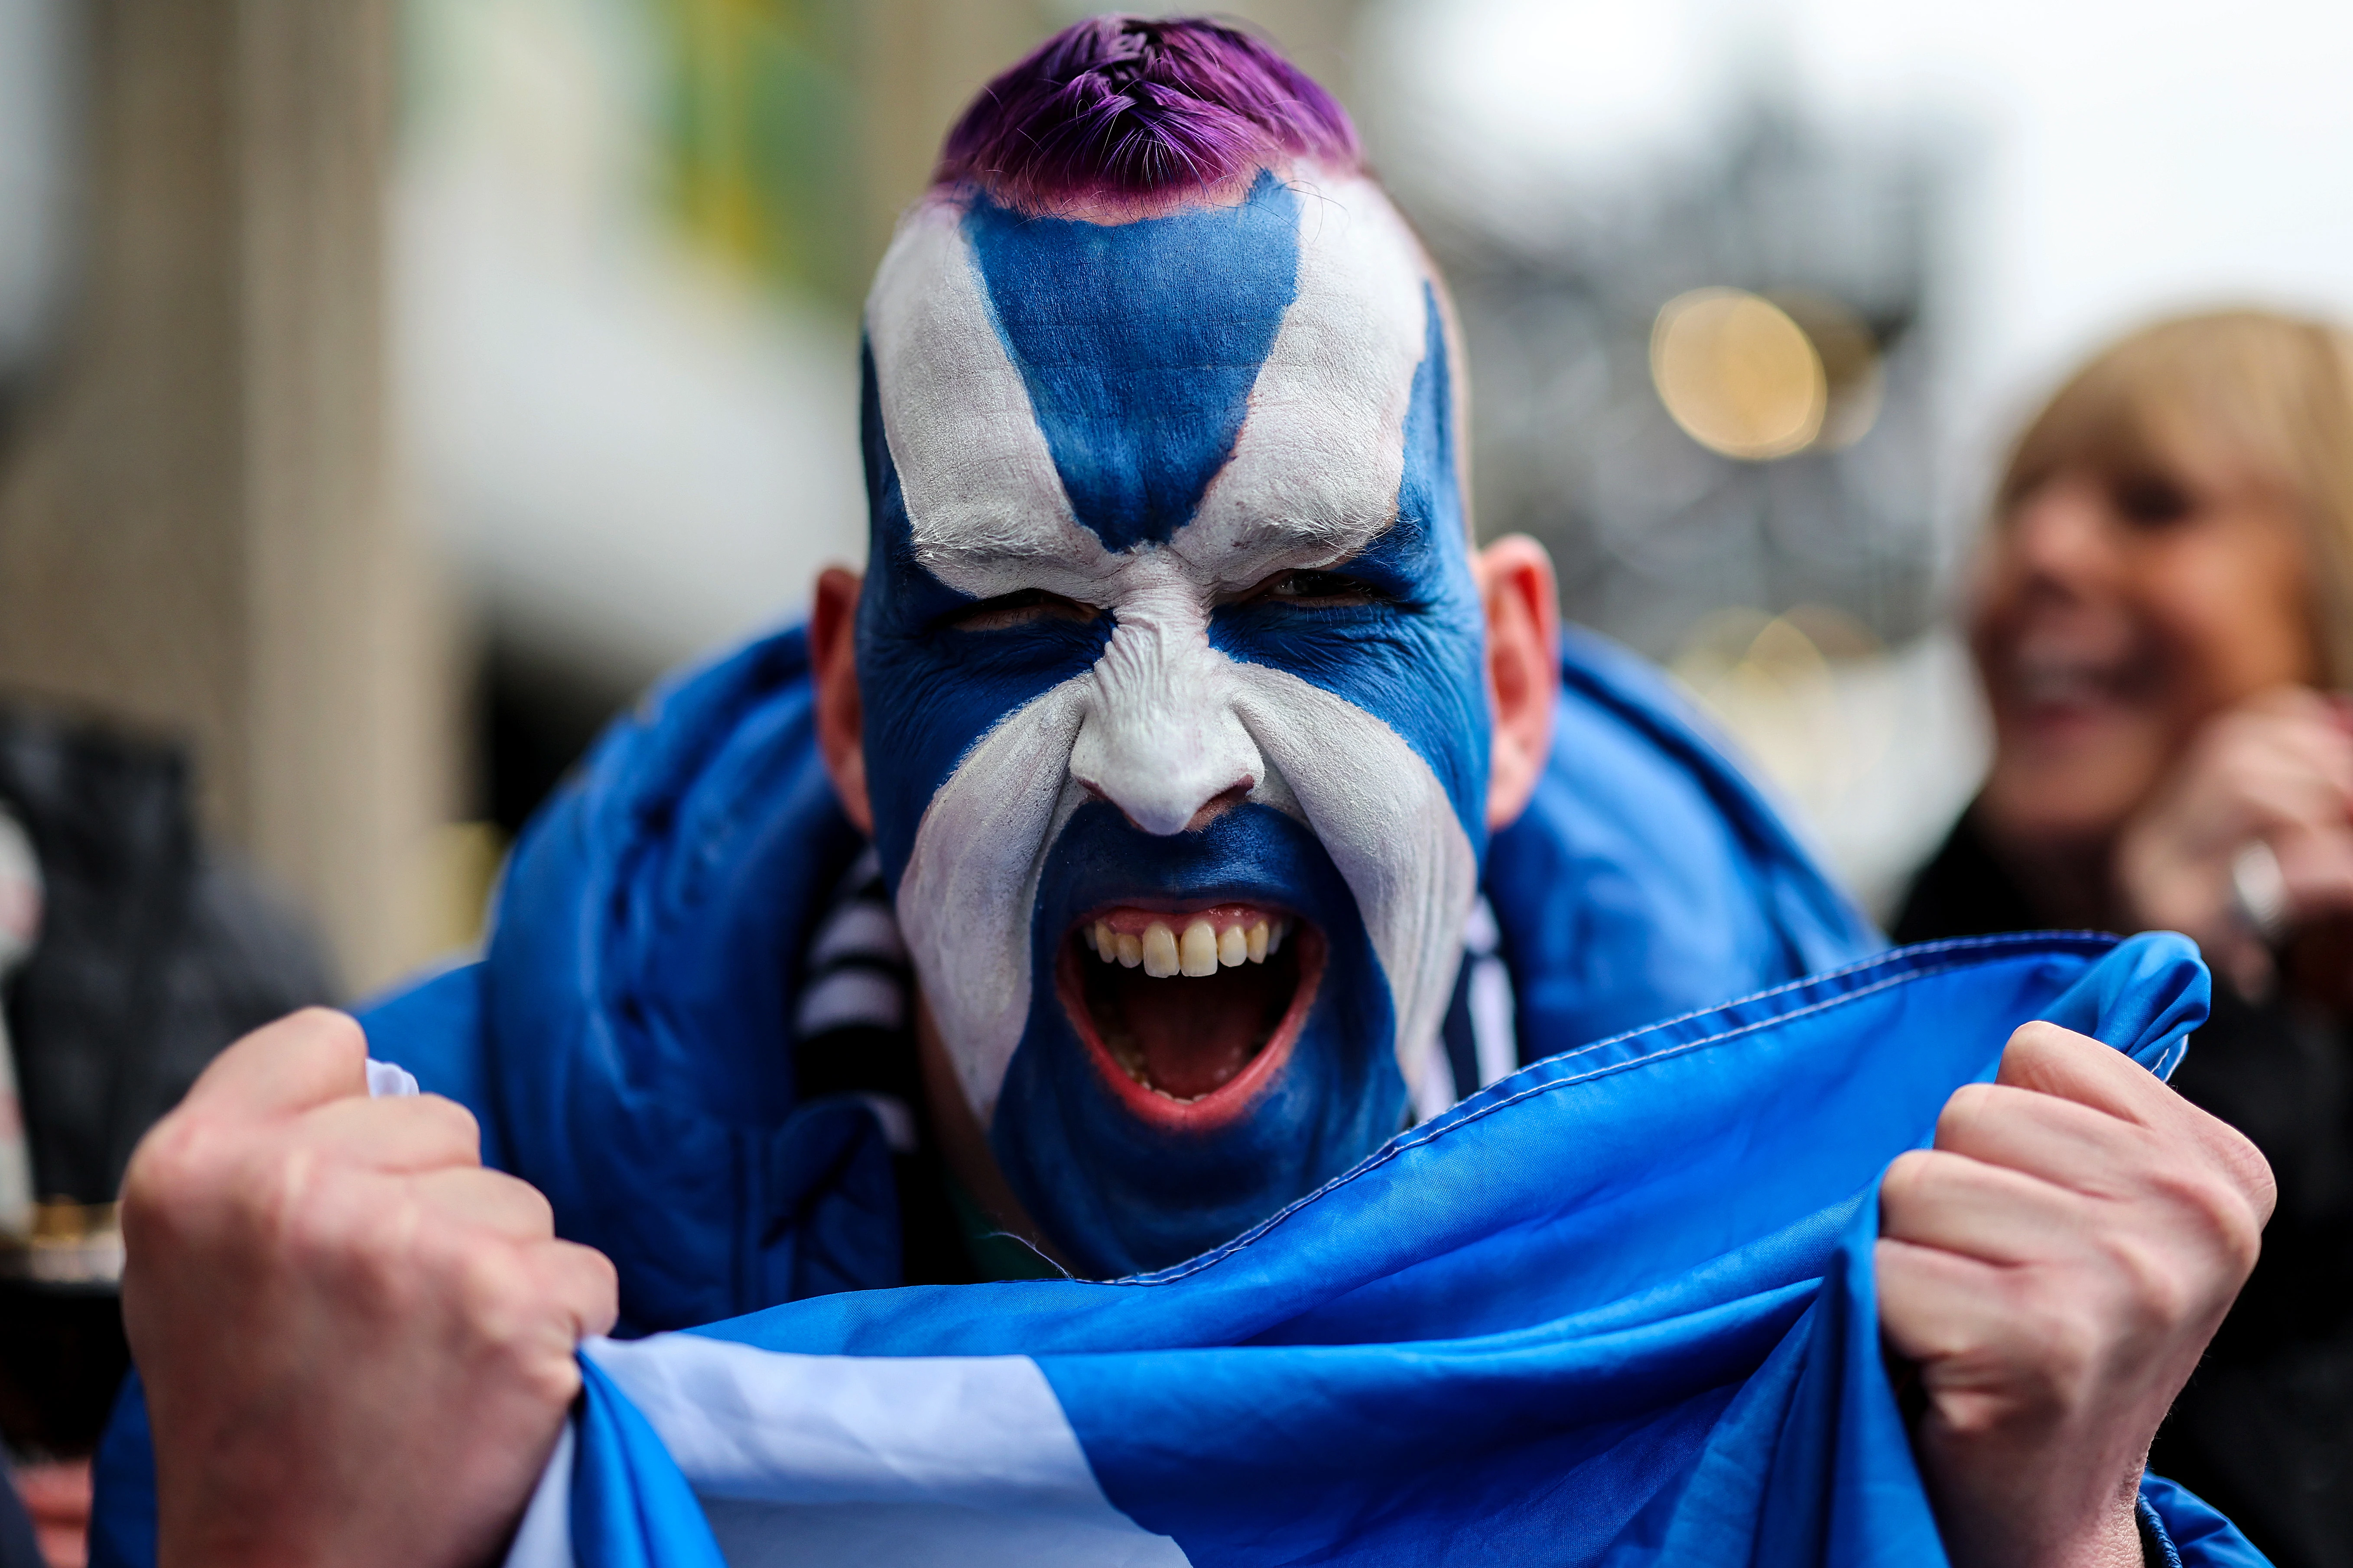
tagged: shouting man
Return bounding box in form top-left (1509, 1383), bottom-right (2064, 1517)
top-left (100, 18), bottom-right (2271, 1568)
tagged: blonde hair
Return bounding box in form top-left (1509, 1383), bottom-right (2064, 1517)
top-left (1997, 308), bottom-right (2353, 685)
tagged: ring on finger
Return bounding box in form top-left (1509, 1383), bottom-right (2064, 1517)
top-left (2230, 839), bottom-right (2291, 946)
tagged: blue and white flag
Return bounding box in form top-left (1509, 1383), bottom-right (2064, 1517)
top-left (503, 932), bottom-right (2265, 1568)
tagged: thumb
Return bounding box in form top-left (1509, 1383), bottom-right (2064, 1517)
top-left (179, 1008), bottom-right (373, 1122)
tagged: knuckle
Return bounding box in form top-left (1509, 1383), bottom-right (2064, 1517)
top-left (552, 1242), bottom-right (622, 1335)
top-left (2127, 1129), bottom-right (2270, 1276)
top-left (2009, 1292), bottom-right (2103, 1406)
top-left (122, 1110), bottom-right (269, 1247)
top-left (272, 1158), bottom-right (370, 1273)
top-left (1998, 1020), bottom-right (2095, 1085)
top-left (512, 1180), bottom-right (559, 1237)
top-left (2009, 1019), bottom-right (2070, 1051)
top-left (387, 1092), bottom-right (484, 1166)
top-left (452, 1240), bottom-right (593, 1406)
top-left (1878, 1150), bottom-right (1937, 1214)
top-left (1934, 1082), bottom-right (2000, 1144)
top-left (2205, 1122), bottom-right (2278, 1227)
top-left (271, 1168), bottom-right (446, 1319)
top-left (2100, 1231), bottom-right (2198, 1331)
top-left (423, 1093), bottom-right (484, 1156)
top-left (517, 1348), bottom-right (585, 1410)
top-left (2188, 1173), bottom-right (2266, 1280)
top-left (572, 1244), bottom-right (622, 1321)
top-left (286, 1005), bottom-right (370, 1060)
top-left (121, 1112), bottom-right (209, 1215)
top-left (2009, 1019), bottom-right (2088, 1060)
top-left (455, 1238), bottom-right (546, 1347)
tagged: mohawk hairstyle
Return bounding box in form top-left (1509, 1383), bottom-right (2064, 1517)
top-left (934, 15), bottom-right (1360, 210)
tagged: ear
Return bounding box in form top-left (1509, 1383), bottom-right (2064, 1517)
top-left (811, 566), bottom-right (875, 835)
top-left (1473, 535), bottom-right (1560, 831)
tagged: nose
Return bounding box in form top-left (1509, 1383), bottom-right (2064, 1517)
top-left (1069, 593), bottom-right (1262, 837)
top-left (2003, 474), bottom-right (2118, 595)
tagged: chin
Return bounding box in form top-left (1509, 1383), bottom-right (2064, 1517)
top-left (1986, 695), bottom-right (2165, 826)
top-left (986, 801), bottom-right (1407, 1279)
top-left (1979, 760), bottom-right (2150, 853)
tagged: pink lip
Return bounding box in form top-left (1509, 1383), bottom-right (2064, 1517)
top-left (1056, 919), bottom-right (1326, 1134)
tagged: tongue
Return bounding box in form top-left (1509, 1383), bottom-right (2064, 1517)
top-left (1129, 972), bottom-right (1280, 1099)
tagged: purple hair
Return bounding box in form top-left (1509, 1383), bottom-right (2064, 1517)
top-left (935, 15), bottom-right (1360, 209)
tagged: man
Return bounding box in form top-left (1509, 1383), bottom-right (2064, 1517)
top-left (100, 18), bottom-right (2270, 1568)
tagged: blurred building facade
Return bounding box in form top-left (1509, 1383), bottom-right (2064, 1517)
top-left (0, 0), bottom-right (453, 993)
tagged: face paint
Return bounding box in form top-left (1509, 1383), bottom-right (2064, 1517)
top-left (858, 167), bottom-right (1487, 1276)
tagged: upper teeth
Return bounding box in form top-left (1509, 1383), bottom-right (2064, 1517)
top-left (1085, 914), bottom-right (1290, 978)
top-left (2018, 666), bottom-right (2102, 702)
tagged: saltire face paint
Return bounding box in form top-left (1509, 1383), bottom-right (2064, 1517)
top-left (856, 164), bottom-right (1488, 1276)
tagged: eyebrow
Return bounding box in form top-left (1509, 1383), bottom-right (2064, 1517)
top-left (1171, 508), bottom-right (1397, 568)
top-left (908, 527), bottom-right (1124, 602)
top-left (914, 537), bottom-right (1103, 575)
top-left (910, 504), bottom-right (1399, 591)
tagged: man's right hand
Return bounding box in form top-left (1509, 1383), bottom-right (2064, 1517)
top-left (120, 1009), bottom-right (618, 1568)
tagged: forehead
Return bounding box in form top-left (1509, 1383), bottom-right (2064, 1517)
top-left (865, 169), bottom-right (1441, 599)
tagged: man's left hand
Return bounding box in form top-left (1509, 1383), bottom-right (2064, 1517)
top-left (1878, 1021), bottom-right (2274, 1568)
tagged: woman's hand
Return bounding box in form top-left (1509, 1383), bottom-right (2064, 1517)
top-left (2113, 685), bottom-right (2353, 996)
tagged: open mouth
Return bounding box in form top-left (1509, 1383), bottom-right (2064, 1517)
top-left (1056, 903), bottom-right (1325, 1130)
top-left (2000, 620), bottom-right (2152, 727)
top-left (2012, 654), bottom-right (2127, 711)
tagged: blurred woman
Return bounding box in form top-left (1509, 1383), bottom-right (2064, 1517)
top-left (1895, 308), bottom-right (2353, 1568)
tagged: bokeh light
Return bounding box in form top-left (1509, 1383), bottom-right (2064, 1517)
top-left (1649, 288), bottom-right (1828, 460)
top-left (1774, 292), bottom-right (1885, 451)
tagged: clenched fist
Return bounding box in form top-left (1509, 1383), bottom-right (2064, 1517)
top-left (1879, 1021), bottom-right (2274, 1568)
top-left (121, 1009), bottom-right (618, 1568)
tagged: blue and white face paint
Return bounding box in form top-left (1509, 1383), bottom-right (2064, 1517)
top-left (857, 166), bottom-right (1488, 1276)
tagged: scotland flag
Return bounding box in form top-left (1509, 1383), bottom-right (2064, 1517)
top-left (501, 932), bottom-right (2263, 1568)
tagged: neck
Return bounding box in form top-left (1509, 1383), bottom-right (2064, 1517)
top-left (1973, 808), bottom-right (2119, 930)
top-left (913, 989), bottom-right (1075, 1273)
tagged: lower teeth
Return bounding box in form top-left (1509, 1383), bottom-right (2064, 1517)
top-left (1103, 1032), bottom-right (1209, 1102)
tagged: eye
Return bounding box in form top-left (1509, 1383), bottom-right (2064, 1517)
top-left (2110, 471), bottom-right (2194, 530)
top-left (939, 588), bottom-right (1100, 633)
top-left (1241, 569), bottom-right (1389, 607)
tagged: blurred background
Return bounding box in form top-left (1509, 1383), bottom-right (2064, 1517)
top-left (3, 0), bottom-right (2353, 1545)
top-left (8, 0), bottom-right (2353, 980)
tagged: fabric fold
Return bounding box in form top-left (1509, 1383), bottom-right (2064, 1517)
top-left (512, 932), bottom-right (2268, 1568)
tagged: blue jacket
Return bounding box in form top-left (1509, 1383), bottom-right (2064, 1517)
top-left (91, 624), bottom-right (2262, 1565)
